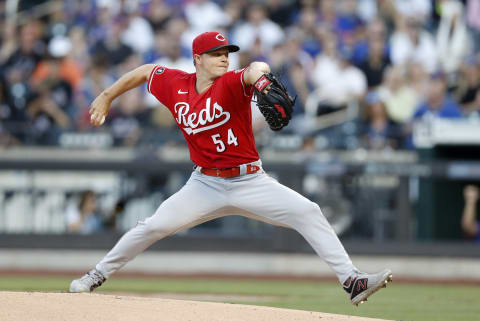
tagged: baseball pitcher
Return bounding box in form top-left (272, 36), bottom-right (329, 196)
top-left (70, 31), bottom-right (392, 306)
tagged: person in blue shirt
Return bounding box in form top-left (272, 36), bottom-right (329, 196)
top-left (412, 72), bottom-right (462, 120)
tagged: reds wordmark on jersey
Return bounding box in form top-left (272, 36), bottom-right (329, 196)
top-left (148, 65), bottom-right (259, 168)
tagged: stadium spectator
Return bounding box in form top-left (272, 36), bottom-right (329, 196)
top-left (184, 0), bottom-right (231, 33)
top-left (68, 26), bottom-right (91, 72)
top-left (390, 16), bottom-right (438, 73)
top-left (376, 0), bottom-right (397, 30)
top-left (143, 0), bottom-right (175, 31)
top-left (406, 61), bottom-right (429, 101)
top-left (92, 18), bottom-right (134, 67)
top-left (356, 0), bottom-right (378, 23)
top-left (223, 1), bottom-right (244, 30)
top-left (144, 18), bottom-right (191, 64)
top-left (287, 5), bottom-right (321, 57)
top-left (231, 4), bottom-right (284, 55)
top-left (317, 0), bottom-right (340, 32)
top-left (143, 29), bottom-right (169, 64)
top-left (45, 0), bottom-right (69, 39)
top-left (171, 18), bottom-right (199, 59)
top-left (32, 36), bottom-right (83, 91)
top-left (352, 17), bottom-right (389, 65)
top-left (85, 2), bottom-right (116, 49)
top-left (180, 0), bottom-right (234, 53)
top-left (269, 36), bottom-right (313, 115)
top-left (356, 30), bottom-right (391, 89)
top-left (436, 0), bottom-right (472, 79)
top-left (0, 20), bottom-right (46, 142)
top-left (265, 0), bottom-right (297, 28)
top-left (378, 66), bottom-right (419, 124)
top-left (26, 56), bottom-right (73, 145)
top-left (152, 35), bottom-right (194, 73)
top-left (65, 0), bottom-right (96, 27)
top-left (336, 0), bottom-right (365, 49)
top-left (412, 72), bottom-right (462, 120)
top-left (307, 31), bottom-right (367, 119)
top-left (392, 0), bottom-right (431, 25)
top-left (466, 0), bottom-right (480, 53)
top-left (461, 185), bottom-right (480, 242)
top-left (454, 57), bottom-right (480, 114)
top-left (121, 6), bottom-right (155, 55)
top-left (1, 20), bottom-right (45, 79)
top-left (404, 71), bottom-right (462, 149)
top-left (66, 190), bottom-right (103, 234)
top-left (358, 91), bottom-right (402, 150)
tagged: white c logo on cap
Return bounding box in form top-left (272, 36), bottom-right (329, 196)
top-left (215, 34), bottom-right (226, 41)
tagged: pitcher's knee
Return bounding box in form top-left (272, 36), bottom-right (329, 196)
top-left (298, 200), bottom-right (321, 215)
top-left (311, 201), bottom-right (322, 213)
top-left (292, 200), bottom-right (324, 221)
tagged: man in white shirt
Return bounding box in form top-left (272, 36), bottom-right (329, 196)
top-left (231, 4), bottom-right (284, 55)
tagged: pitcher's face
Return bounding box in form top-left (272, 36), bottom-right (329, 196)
top-left (195, 49), bottom-right (230, 78)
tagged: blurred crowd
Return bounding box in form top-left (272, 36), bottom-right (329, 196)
top-left (65, 189), bottom-right (125, 234)
top-left (0, 0), bottom-right (479, 151)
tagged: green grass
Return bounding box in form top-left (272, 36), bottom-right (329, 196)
top-left (1, 275), bottom-right (479, 321)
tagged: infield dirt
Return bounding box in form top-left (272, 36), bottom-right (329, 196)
top-left (0, 291), bottom-right (390, 321)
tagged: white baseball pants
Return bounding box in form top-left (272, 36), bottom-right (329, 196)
top-left (96, 161), bottom-right (357, 284)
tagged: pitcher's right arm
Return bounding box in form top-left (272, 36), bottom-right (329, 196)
top-left (89, 64), bottom-right (156, 126)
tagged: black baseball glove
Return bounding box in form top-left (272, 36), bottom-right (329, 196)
top-left (254, 73), bottom-right (295, 131)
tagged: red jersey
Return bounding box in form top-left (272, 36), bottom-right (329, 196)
top-left (147, 65), bottom-right (260, 168)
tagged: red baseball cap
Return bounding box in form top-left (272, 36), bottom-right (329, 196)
top-left (192, 31), bottom-right (240, 56)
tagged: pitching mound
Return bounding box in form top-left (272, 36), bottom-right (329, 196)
top-left (0, 291), bottom-right (389, 321)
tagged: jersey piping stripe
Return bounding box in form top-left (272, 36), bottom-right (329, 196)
top-left (147, 65), bottom-right (162, 93)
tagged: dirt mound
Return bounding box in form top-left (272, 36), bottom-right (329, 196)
top-left (0, 291), bottom-right (390, 321)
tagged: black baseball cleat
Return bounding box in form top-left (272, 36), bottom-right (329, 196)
top-left (343, 269), bottom-right (393, 306)
top-left (69, 269), bottom-right (106, 293)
